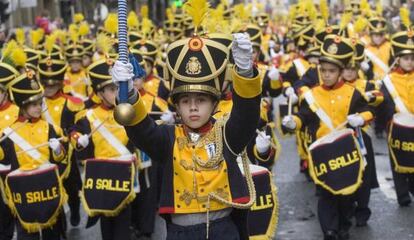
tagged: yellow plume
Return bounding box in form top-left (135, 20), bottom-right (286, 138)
top-left (11, 46), bottom-right (27, 67)
top-left (183, 0), bottom-right (210, 30)
top-left (234, 4), bottom-right (250, 22)
top-left (30, 29), bottom-right (42, 49)
top-left (166, 8), bottom-right (175, 23)
top-left (79, 22), bottom-right (90, 37)
top-left (319, 0), bottom-right (329, 23)
top-left (69, 24), bottom-right (79, 44)
top-left (230, 18), bottom-right (243, 32)
top-left (221, 0), bottom-right (229, 7)
top-left (55, 30), bottom-right (67, 45)
top-left (73, 13), bottom-right (84, 24)
top-left (339, 12), bottom-right (352, 30)
top-left (96, 33), bottom-right (112, 55)
top-left (400, 7), bottom-right (411, 29)
top-left (104, 13), bottom-right (118, 35)
top-left (288, 5), bottom-right (297, 23)
top-left (128, 11), bottom-right (139, 29)
top-left (305, 0), bottom-right (317, 21)
top-left (44, 33), bottom-right (57, 54)
top-left (141, 18), bottom-right (153, 37)
top-left (15, 28), bottom-right (25, 46)
top-left (354, 16), bottom-right (368, 34)
top-left (1, 40), bottom-right (17, 61)
top-left (360, 0), bottom-right (371, 17)
top-left (376, 2), bottom-right (383, 16)
top-left (141, 5), bottom-right (149, 18)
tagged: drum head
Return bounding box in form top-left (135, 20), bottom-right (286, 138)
top-left (393, 113), bottom-right (414, 128)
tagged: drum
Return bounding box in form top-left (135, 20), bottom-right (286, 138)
top-left (308, 128), bottom-right (364, 195)
top-left (0, 164), bottom-right (11, 204)
top-left (81, 158), bottom-right (136, 217)
top-left (5, 163), bottom-right (65, 232)
top-left (388, 113), bottom-right (414, 173)
top-left (239, 164), bottom-right (278, 239)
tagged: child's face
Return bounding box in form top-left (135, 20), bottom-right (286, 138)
top-left (320, 62), bottom-right (342, 87)
top-left (82, 55), bottom-right (92, 68)
top-left (24, 100), bottom-right (42, 118)
top-left (43, 83), bottom-right (62, 97)
top-left (176, 93), bottom-right (216, 130)
top-left (98, 84), bottom-right (118, 107)
top-left (342, 67), bottom-right (359, 81)
top-left (370, 33), bottom-right (385, 46)
top-left (398, 54), bottom-right (414, 72)
top-left (70, 60), bottom-right (82, 72)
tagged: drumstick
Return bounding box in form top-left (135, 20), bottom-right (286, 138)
top-left (256, 129), bottom-right (278, 150)
top-left (288, 94), bottom-right (293, 116)
top-left (334, 120), bottom-right (349, 131)
top-left (87, 117), bottom-right (110, 138)
top-left (0, 121), bottom-right (28, 143)
top-left (16, 136), bottom-right (66, 155)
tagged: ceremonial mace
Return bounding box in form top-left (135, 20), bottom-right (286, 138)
top-left (113, 0), bottom-right (136, 125)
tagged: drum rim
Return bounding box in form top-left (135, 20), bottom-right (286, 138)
top-left (393, 113), bottom-right (414, 128)
top-left (309, 128), bottom-right (354, 151)
top-left (7, 164), bottom-right (57, 177)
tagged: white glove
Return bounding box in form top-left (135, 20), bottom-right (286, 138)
top-left (282, 116), bottom-right (297, 130)
top-left (269, 48), bottom-right (277, 58)
top-left (268, 66), bottom-right (280, 81)
top-left (347, 114), bottom-right (365, 127)
top-left (375, 80), bottom-right (383, 88)
top-left (160, 111), bottom-right (175, 124)
top-left (255, 131), bottom-right (271, 154)
top-left (49, 138), bottom-right (62, 155)
top-left (360, 61), bottom-right (370, 72)
top-left (77, 134), bottom-right (90, 148)
top-left (365, 91), bottom-right (375, 102)
top-left (232, 33), bottom-right (253, 71)
top-left (269, 40), bottom-right (276, 49)
top-left (111, 60), bottom-right (135, 92)
top-left (285, 87), bottom-right (299, 104)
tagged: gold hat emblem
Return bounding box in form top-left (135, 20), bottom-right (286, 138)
top-left (186, 57), bottom-right (202, 75)
top-left (73, 49), bottom-right (79, 55)
top-left (327, 43), bottom-right (338, 54)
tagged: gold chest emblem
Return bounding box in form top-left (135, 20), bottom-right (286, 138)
top-left (327, 43), bottom-right (338, 54)
top-left (185, 57), bottom-right (202, 75)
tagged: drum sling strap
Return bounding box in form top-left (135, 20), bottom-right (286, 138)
top-left (3, 127), bottom-right (42, 161)
top-left (86, 110), bottom-right (132, 159)
top-left (293, 59), bottom-right (306, 77)
top-left (303, 91), bottom-right (334, 130)
top-left (42, 98), bottom-right (58, 127)
top-left (365, 49), bottom-right (389, 74)
top-left (383, 75), bottom-right (412, 114)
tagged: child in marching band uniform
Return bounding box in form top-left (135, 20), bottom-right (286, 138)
top-left (38, 51), bottom-right (85, 227)
top-left (0, 51), bottom-right (21, 240)
top-left (341, 39), bottom-right (382, 226)
top-left (113, 15), bottom-right (262, 237)
top-left (0, 71), bottom-right (66, 240)
top-left (70, 57), bottom-right (137, 240)
top-left (380, 28), bottom-right (414, 207)
top-left (283, 35), bottom-right (374, 240)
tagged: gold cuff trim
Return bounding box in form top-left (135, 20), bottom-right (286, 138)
top-left (232, 67), bottom-right (261, 98)
top-left (128, 94), bottom-right (148, 126)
